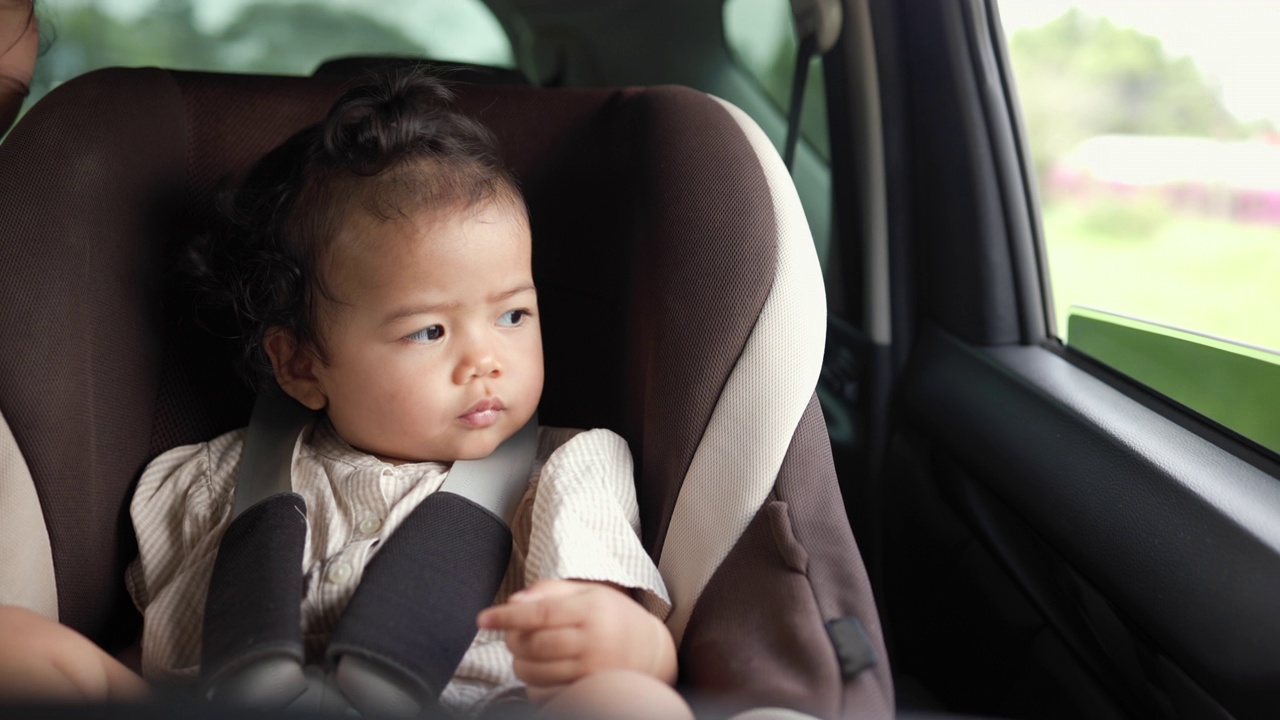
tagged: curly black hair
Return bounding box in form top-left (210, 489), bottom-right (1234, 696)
top-left (187, 67), bottom-right (524, 390)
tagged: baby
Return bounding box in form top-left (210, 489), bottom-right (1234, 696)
top-left (0, 70), bottom-right (691, 719)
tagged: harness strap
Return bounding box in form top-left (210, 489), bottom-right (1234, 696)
top-left (328, 418), bottom-right (536, 715)
top-left (200, 389), bottom-right (537, 716)
top-left (201, 492), bottom-right (309, 704)
top-left (327, 492), bottom-right (514, 715)
top-left (231, 389), bottom-right (314, 518)
top-left (440, 417), bottom-right (538, 524)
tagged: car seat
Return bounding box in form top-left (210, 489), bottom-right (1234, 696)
top-left (0, 67), bottom-right (892, 719)
top-left (312, 56), bottom-right (531, 86)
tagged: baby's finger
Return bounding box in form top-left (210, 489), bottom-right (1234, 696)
top-left (511, 656), bottom-right (583, 688)
top-left (478, 593), bottom-right (588, 631)
top-left (506, 626), bottom-right (585, 661)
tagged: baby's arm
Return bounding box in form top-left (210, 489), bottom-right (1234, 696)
top-left (0, 605), bottom-right (149, 702)
top-left (477, 579), bottom-right (677, 701)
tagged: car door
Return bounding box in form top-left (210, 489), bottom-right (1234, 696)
top-left (829, 1), bottom-right (1280, 718)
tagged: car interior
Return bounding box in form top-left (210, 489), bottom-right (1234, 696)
top-left (2, 0), bottom-right (1280, 719)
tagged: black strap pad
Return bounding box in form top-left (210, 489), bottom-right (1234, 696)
top-left (201, 492), bottom-right (308, 695)
top-left (326, 491), bottom-right (513, 702)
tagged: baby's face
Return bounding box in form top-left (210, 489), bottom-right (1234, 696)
top-left (314, 199), bottom-right (543, 464)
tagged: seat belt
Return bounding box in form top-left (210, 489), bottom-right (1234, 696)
top-left (200, 390), bottom-right (314, 708)
top-left (200, 389), bottom-right (537, 717)
top-left (782, 32), bottom-right (817, 172)
top-left (783, 0), bottom-right (843, 172)
top-left (326, 419), bottom-right (537, 715)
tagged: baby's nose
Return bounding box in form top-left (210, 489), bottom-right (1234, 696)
top-left (454, 349), bottom-right (501, 384)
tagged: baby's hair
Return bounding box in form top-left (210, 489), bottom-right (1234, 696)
top-left (187, 67), bottom-right (523, 389)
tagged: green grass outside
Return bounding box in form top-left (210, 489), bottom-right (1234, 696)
top-left (1043, 197), bottom-right (1280, 353)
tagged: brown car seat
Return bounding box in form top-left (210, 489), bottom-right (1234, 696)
top-left (0, 67), bottom-right (892, 719)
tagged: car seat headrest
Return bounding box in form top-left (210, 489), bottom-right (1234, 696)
top-left (312, 56), bottom-right (531, 86)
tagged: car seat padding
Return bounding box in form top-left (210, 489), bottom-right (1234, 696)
top-left (657, 96), bottom-right (826, 643)
top-left (327, 492), bottom-right (513, 712)
top-left (202, 491), bottom-right (517, 716)
top-left (677, 398), bottom-right (893, 720)
top-left (200, 390), bottom-right (535, 714)
top-left (0, 67), bottom-right (190, 646)
top-left (0, 409), bottom-right (56, 620)
top-left (201, 492), bottom-right (309, 702)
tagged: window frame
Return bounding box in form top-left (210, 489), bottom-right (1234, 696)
top-left (987, 0), bottom-right (1280, 459)
top-left (863, 0), bottom-right (1280, 714)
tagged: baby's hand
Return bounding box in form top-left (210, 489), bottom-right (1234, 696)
top-left (476, 579), bottom-right (677, 703)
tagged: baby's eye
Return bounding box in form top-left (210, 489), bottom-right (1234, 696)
top-left (498, 309), bottom-right (529, 327)
top-left (407, 325), bottom-right (445, 343)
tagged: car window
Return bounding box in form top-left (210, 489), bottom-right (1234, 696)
top-left (998, 0), bottom-right (1280, 453)
top-left (722, 0), bottom-right (829, 162)
top-left (26, 0), bottom-right (513, 111)
top-left (722, 0), bottom-right (836, 297)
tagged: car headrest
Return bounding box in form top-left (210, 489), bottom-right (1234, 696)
top-left (312, 56), bottom-right (532, 86)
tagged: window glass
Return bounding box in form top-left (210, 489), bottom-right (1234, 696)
top-left (722, 0), bottom-right (829, 161)
top-left (1000, 1), bottom-right (1280, 450)
top-left (27, 0), bottom-right (513, 110)
top-left (722, 0), bottom-right (834, 287)
top-left (1000, 1), bottom-right (1280, 351)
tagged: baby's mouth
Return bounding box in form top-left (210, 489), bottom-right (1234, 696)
top-left (458, 398), bottom-right (505, 428)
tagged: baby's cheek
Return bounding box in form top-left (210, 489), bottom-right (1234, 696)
top-left (518, 353), bottom-right (546, 404)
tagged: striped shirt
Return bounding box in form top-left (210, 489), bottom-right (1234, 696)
top-left (125, 419), bottom-right (670, 713)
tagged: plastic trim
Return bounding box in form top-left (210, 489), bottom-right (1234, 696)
top-left (903, 324), bottom-right (1280, 716)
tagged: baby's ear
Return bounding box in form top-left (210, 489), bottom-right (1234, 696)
top-left (263, 327), bottom-right (328, 411)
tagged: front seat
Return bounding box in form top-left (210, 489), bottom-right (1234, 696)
top-left (0, 67), bottom-right (892, 719)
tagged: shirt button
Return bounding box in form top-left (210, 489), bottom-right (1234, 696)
top-left (327, 562), bottom-right (353, 584)
top-left (358, 517), bottom-right (383, 536)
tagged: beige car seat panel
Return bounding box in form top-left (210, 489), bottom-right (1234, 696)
top-left (659, 96), bottom-right (827, 643)
top-left (0, 407), bottom-right (58, 620)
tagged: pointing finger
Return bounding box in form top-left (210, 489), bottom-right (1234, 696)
top-left (478, 592), bottom-right (588, 631)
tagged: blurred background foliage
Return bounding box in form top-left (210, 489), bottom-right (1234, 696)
top-left (1007, 8), bottom-right (1273, 182)
top-left (27, 0), bottom-right (509, 109)
top-left (1003, 6), bottom-right (1280, 351)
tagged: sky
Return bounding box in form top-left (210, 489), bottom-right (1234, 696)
top-left (998, 0), bottom-right (1280, 125)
